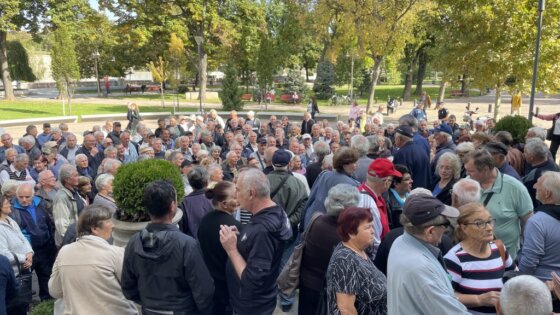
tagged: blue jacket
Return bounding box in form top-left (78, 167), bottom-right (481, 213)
top-left (10, 196), bottom-right (55, 250)
top-left (393, 141), bottom-right (431, 189)
top-left (0, 255), bottom-right (17, 315)
top-left (413, 132), bottom-right (430, 157)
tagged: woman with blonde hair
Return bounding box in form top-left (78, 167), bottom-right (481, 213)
top-left (444, 203), bottom-right (516, 314)
top-left (126, 102), bottom-right (141, 134)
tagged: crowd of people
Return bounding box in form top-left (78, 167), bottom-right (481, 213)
top-left (0, 103), bottom-right (560, 315)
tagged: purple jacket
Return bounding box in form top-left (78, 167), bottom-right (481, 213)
top-left (178, 190), bottom-right (213, 239)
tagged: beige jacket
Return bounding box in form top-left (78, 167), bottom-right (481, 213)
top-left (48, 235), bottom-right (138, 315)
top-left (52, 187), bottom-right (78, 246)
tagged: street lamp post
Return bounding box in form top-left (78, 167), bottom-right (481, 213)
top-left (93, 50), bottom-right (101, 97)
top-left (194, 35), bottom-right (203, 115)
top-left (528, 0), bottom-right (545, 123)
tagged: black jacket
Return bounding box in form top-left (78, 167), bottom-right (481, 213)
top-left (122, 223), bottom-right (214, 314)
top-left (226, 205), bottom-right (292, 315)
top-left (301, 119), bottom-right (315, 135)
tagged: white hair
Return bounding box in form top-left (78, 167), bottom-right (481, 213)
top-left (20, 135), bottom-right (35, 146)
top-left (95, 174), bottom-right (114, 191)
top-left (436, 152), bottom-right (462, 179)
top-left (409, 188), bottom-right (432, 197)
top-left (455, 141), bottom-right (475, 154)
top-left (540, 171), bottom-right (560, 203)
top-left (527, 127), bottom-right (547, 141)
top-left (1, 179), bottom-right (20, 195)
top-left (452, 178), bottom-right (481, 207)
top-left (525, 138), bottom-right (549, 161)
top-left (238, 168), bottom-right (270, 198)
top-left (350, 135), bottom-right (370, 156)
top-left (324, 184), bottom-right (361, 216)
top-left (500, 275), bottom-right (552, 315)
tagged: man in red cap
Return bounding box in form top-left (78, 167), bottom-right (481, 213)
top-left (358, 158), bottom-right (402, 243)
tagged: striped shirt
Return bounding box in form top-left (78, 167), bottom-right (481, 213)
top-left (444, 242), bottom-right (515, 314)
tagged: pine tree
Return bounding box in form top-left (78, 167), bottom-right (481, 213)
top-left (219, 62), bottom-right (243, 111)
top-left (313, 60), bottom-right (336, 99)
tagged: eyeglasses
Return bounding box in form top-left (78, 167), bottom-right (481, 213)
top-left (463, 219), bottom-right (496, 229)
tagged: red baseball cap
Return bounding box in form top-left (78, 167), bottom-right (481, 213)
top-left (367, 158), bottom-right (402, 178)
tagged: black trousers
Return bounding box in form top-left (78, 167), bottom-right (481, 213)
top-left (33, 244), bottom-right (56, 300)
top-left (298, 285), bottom-right (320, 314)
top-left (550, 136), bottom-right (560, 161)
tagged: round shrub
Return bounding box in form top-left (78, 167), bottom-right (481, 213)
top-left (31, 300), bottom-right (55, 315)
top-left (113, 159), bottom-right (184, 222)
top-left (494, 115), bottom-right (533, 145)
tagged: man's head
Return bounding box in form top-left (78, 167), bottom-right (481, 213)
top-left (75, 154), bottom-right (89, 169)
top-left (398, 114), bottom-right (418, 131)
top-left (483, 141), bottom-right (509, 168)
top-left (113, 122), bottom-right (122, 133)
top-left (524, 139), bottom-right (549, 166)
top-left (65, 133), bottom-right (77, 149)
top-left (433, 123), bottom-right (453, 146)
top-left (77, 205), bottom-right (114, 240)
top-left (188, 166), bottom-right (209, 190)
top-left (152, 138), bottom-right (163, 153)
top-left (366, 158), bottom-right (402, 195)
top-left (1, 133), bottom-right (13, 148)
top-left (38, 170), bottom-right (56, 189)
top-left (497, 275), bottom-right (552, 315)
top-left (526, 127), bottom-right (546, 141)
top-left (236, 168), bottom-right (271, 213)
top-left (120, 131), bottom-right (131, 146)
top-left (19, 135), bottom-right (35, 150)
top-left (13, 154), bottom-right (29, 171)
top-left (16, 183), bottom-right (34, 207)
top-left (60, 164), bottom-right (79, 189)
top-left (4, 149), bottom-right (16, 164)
top-left (401, 194), bottom-right (460, 246)
top-left (142, 180), bottom-right (177, 220)
top-left (463, 150), bottom-right (496, 184)
top-left (394, 125), bottom-right (414, 148)
top-left (272, 149), bottom-right (292, 171)
top-left (350, 135), bottom-right (369, 157)
top-left (534, 171), bottom-right (560, 205)
top-left (451, 178), bottom-right (482, 208)
top-left (26, 125), bottom-right (38, 137)
top-left (169, 151), bottom-right (185, 168)
top-left (83, 134), bottom-right (96, 150)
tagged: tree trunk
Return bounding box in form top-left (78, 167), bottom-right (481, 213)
top-left (160, 82), bottom-right (165, 107)
top-left (461, 73), bottom-right (468, 96)
top-left (199, 52), bottom-right (208, 101)
top-left (0, 31), bottom-right (15, 100)
top-left (494, 85), bottom-right (502, 121)
top-left (414, 51), bottom-right (428, 96)
top-left (437, 81), bottom-right (447, 104)
top-left (402, 57), bottom-right (417, 100)
top-left (366, 56), bottom-right (384, 114)
top-left (305, 67), bottom-right (309, 82)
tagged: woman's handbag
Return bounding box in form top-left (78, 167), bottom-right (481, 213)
top-left (277, 212), bottom-right (322, 296)
top-left (7, 253), bottom-right (33, 308)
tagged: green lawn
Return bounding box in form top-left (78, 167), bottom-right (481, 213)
top-left (0, 100), bottom-right (198, 120)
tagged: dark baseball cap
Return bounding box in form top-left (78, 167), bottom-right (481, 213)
top-left (258, 137), bottom-right (267, 144)
top-left (484, 142), bottom-right (508, 156)
top-left (272, 149), bottom-right (292, 167)
top-left (403, 194), bottom-right (459, 226)
top-left (395, 125), bottom-right (414, 138)
top-left (433, 123), bottom-right (453, 135)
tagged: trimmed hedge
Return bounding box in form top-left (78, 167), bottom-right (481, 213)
top-left (494, 115), bottom-right (533, 145)
top-left (113, 159), bottom-right (184, 222)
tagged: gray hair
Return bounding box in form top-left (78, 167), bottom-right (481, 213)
top-left (93, 131), bottom-right (104, 138)
top-left (102, 158), bottom-right (121, 172)
top-left (210, 145), bottom-right (221, 153)
top-left (313, 141), bottom-right (330, 157)
top-left (16, 182), bottom-right (35, 196)
top-left (455, 141), bottom-right (476, 154)
top-left (350, 135), bottom-right (370, 156)
top-left (1, 180), bottom-right (20, 195)
top-left (104, 146), bottom-right (117, 156)
top-left (524, 138), bottom-right (549, 161)
top-left (367, 135), bottom-right (383, 154)
top-left (527, 126), bottom-right (547, 141)
top-left (436, 152), bottom-right (461, 179)
top-left (452, 178), bottom-right (481, 208)
top-left (398, 114), bottom-right (418, 130)
top-left (59, 164), bottom-right (77, 185)
top-left (321, 153), bottom-right (334, 170)
top-left (15, 153), bottom-right (29, 163)
top-left (95, 173), bottom-right (114, 191)
top-left (500, 275), bottom-right (552, 315)
top-left (238, 168), bottom-right (270, 198)
top-left (324, 184), bottom-right (361, 216)
top-left (409, 188), bottom-right (432, 197)
top-left (187, 166), bottom-right (209, 190)
top-left (20, 135), bottom-right (35, 146)
top-left (75, 154), bottom-right (88, 163)
top-left (540, 171), bottom-right (560, 203)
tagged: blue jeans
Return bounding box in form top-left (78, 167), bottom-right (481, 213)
top-left (278, 237), bottom-right (297, 306)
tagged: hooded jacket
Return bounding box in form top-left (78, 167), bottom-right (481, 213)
top-left (226, 204), bottom-right (292, 315)
top-left (10, 196), bottom-right (55, 250)
top-left (121, 223), bottom-right (214, 314)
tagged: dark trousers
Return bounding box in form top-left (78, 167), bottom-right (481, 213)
top-left (33, 245), bottom-right (56, 300)
top-left (298, 285), bottom-right (321, 314)
top-left (212, 282), bottom-right (233, 315)
top-left (550, 137), bottom-right (560, 161)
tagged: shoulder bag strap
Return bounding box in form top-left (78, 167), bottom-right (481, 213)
top-left (494, 240), bottom-right (507, 268)
top-left (482, 192), bottom-right (494, 207)
top-left (270, 173), bottom-right (291, 199)
top-left (11, 252), bottom-right (23, 275)
top-left (303, 212), bottom-right (322, 242)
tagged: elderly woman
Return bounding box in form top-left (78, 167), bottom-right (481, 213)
top-left (197, 181), bottom-right (242, 315)
top-left (92, 174), bottom-right (117, 214)
top-left (77, 176), bottom-right (93, 205)
top-left (210, 146), bottom-right (223, 165)
top-left (29, 155), bottom-right (48, 183)
top-left (326, 207), bottom-right (387, 315)
top-left (382, 165), bottom-right (412, 229)
top-left (303, 147), bottom-right (360, 228)
top-left (290, 154), bottom-right (305, 175)
top-left (0, 193), bottom-right (33, 315)
top-left (432, 152), bottom-right (461, 205)
top-left (48, 205), bottom-right (138, 314)
top-left (207, 164), bottom-right (224, 189)
top-left (444, 203), bottom-right (515, 314)
top-left (299, 184), bottom-right (361, 314)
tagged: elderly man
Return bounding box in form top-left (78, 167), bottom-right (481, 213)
top-left (0, 148), bottom-right (16, 174)
top-left (399, 114), bottom-right (430, 156)
top-left (351, 135), bottom-right (372, 183)
top-left (518, 171), bottom-right (560, 281)
top-left (387, 194), bottom-right (468, 314)
top-left (107, 121), bottom-right (123, 145)
top-left (464, 150), bottom-right (533, 259)
top-left (120, 131), bottom-right (138, 164)
top-left (221, 151), bottom-right (239, 181)
top-left (122, 180), bottom-right (214, 314)
top-left (305, 140), bottom-right (330, 188)
top-left (53, 164), bottom-right (82, 247)
top-left (36, 170), bottom-right (58, 213)
top-left (11, 183), bottom-right (56, 301)
top-left (220, 168), bottom-right (292, 315)
top-left (496, 275), bottom-right (553, 315)
top-left (393, 125), bottom-right (431, 189)
top-left (77, 133), bottom-right (102, 173)
top-left (0, 133), bottom-right (24, 162)
top-left (59, 133), bottom-right (79, 165)
top-left (178, 166), bottom-right (212, 239)
top-left (451, 178), bottom-right (482, 208)
top-left (0, 153), bottom-right (35, 186)
top-left (301, 112), bottom-right (315, 135)
top-left (19, 135), bottom-right (41, 166)
top-left (523, 139), bottom-right (559, 208)
top-left (249, 137), bottom-right (267, 170)
top-left (484, 142), bottom-right (521, 181)
top-left (75, 153), bottom-right (95, 181)
top-left (151, 138), bottom-right (166, 159)
top-left (160, 129), bottom-right (175, 152)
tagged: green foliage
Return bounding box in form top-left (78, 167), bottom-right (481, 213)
top-left (383, 55), bottom-right (401, 85)
top-left (51, 24), bottom-right (80, 114)
top-left (283, 69), bottom-right (308, 97)
top-left (219, 61), bottom-right (243, 111)
top-left (358, 68), bottom-right (372, 97)
top-left (6, 40), bottom-right (36, 82)
top-left (256, 34), bottom-right (276, 92)
top-left (313, 60), bottom-right (336, 99)
top-left (30, 299), bottom-right (55, 315)
top-left (113, 159), bottom-right (184, 222)
top-left (494, 115), bottom-right (533, 145)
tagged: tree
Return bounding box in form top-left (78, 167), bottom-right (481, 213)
top-left (283, 69), bottom-right (308, 98)
top-left (313, 60), bottom-right (336, 99)
top-left (51, 25), bottom-right (80, 115)
top-left (166, 33), bottom-right (187, 107)
top-left (219, 61), bottom-right (243, 111)
top-left (6, 40), bottom-right (36, 82)
top-left (148, 56), bottom-right (168, 107)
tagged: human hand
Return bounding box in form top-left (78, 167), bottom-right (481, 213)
top-left (478, 291), bottom-right (500, 306)
top-left (90, 147), bottom-right (98, 156)
top-left (23, 253), bottom-right (33, 269)
top-left (219, 225), bottom-right (239, 253)
top-left (551, 272), bottom-right (560, 300)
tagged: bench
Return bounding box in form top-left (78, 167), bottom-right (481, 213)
top-left (124, 85), bottom-right (161, 94)
top-left (451, 90), bottom-right (463, 97)
top-left (241, 94), bottom-right (253, 101)
top-left (280, 94), bottom-right (301, 103)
